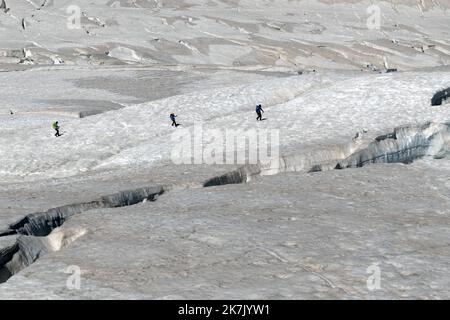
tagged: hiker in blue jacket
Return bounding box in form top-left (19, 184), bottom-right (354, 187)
top-left (255, 104), bottom-right (264, 121)
top-left (170, 113), bottom-right (178, 127)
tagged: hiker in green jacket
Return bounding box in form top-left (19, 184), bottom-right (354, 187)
top-left (52, 121), bottom-right (61, 137)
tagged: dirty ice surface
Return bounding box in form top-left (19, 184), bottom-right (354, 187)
top-left (0, 0), bottom-right (450, 299)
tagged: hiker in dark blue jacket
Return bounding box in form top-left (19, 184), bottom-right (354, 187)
top-left (255, 104), bottom-right (264, 121)
top-left (170, 113), bottom-right (178, 127)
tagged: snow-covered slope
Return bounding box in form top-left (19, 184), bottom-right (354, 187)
top-left (0, 70), bottom-right (449, 181)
